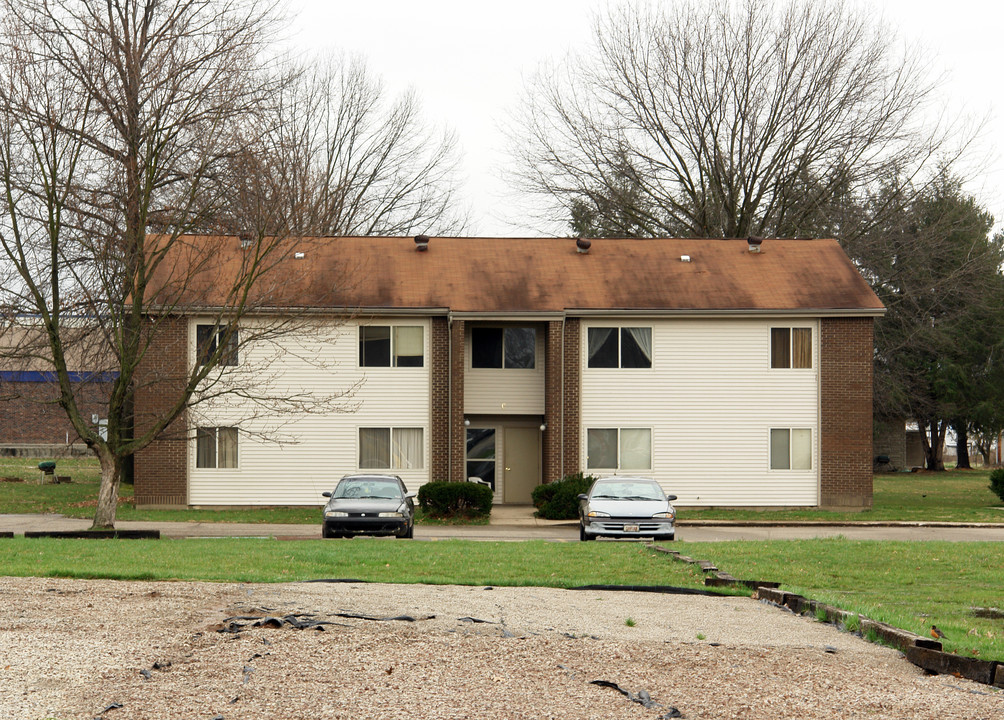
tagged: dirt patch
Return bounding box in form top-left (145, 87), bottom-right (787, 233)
top-left (0, 577), bottom-right (1000, 720)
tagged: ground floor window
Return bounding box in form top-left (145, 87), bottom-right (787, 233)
top-left (586, 428), bottom-right (652, 470)
top-left (770, 428), bottom-right (812, 470)
top-left (359, 427), bottom-right (424, 469)
top-left (466, 427), bottom-right (496, 490)
top-left (196, 426), bottom-right (238, 468)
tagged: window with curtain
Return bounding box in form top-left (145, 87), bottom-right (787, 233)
top-left (586, 428), bottom-right (652, 469)
top-left (770, 428), bottom-right (812, 470)
top-left (587, 327), bottom-right (652, 368)
top-left (471, 327), bottom-right (535, 369)
top-left (360, 326), bottom-right (424, 367)
top-left (196, 426), bottom-right (238, 468)
top-left (196, 324), bottom-right (238, 366)
top-left (359, 427), bottom-right (424, 469)
top-left (771, 327), bottom-right (812, 369)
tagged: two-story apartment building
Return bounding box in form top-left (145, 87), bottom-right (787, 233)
top-left (133, 235), bottom-right (883, 509)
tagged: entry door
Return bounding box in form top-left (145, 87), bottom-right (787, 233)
top-left (503, 427), bottom-right (540, 504)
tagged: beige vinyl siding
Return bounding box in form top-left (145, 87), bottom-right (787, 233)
top-left (581, 318), bottom-right (819, 506)
top-left (188, 317), bottom-right (431, 505)
top-left (464, 326), bottom-right (545, 415)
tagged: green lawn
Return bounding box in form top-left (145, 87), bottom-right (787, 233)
top-left (684, 469), bottom-right (1004, 523)
top-left (689, 538), bottom-right (1004, 661)
top-left (2, 457), bottom-right (1001, 524)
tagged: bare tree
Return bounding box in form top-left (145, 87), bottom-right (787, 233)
top-left (0, 0), bottom-right (376, 528)
top-left (509, 0), bottom-right (972, 240)
top-left (215, 57), bottom-right (468, 239)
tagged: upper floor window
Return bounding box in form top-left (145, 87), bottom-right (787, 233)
top-left (196, 426), bottom-right (238, 468)
top-left (359, 325), bottom-right (424, 367)
top-left (587, 327), bottom-right (652, 368)
top-left (197, 324), bottom-right (238, 366)
top-left (771, 327), bottom-right (812, 368)
top-left (471, 327), bottom-right (535, 369)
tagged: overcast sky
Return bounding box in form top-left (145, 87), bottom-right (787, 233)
top-left (286, 0), bottom-right (1003, 237)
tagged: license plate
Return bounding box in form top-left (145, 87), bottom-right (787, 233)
top-left (623, 524), bottom-right (640, 532)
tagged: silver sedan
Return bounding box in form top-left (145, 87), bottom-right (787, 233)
top-left (578, 476), bottom-right (677, 541)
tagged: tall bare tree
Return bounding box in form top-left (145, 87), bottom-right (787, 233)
top-left (215, 57), bottom-right (467, 238)
top-left (509, 0), bottom-right (972, 240)
top-left (0, 1), bottom-right (462, 528)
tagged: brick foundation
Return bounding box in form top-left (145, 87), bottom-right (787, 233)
top-left (819, 317), bottom-right (874, 509)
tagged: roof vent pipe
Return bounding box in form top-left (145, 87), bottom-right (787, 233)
top-left (575, 237), bottom-right (591, 254)
top-left (747, 237), bottom-right (763, 253)
top-left (414, 234), bottom-right (430, 251)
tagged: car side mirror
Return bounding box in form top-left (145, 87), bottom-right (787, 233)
top-left (322, 491), bottom-right (331, 498)
top-left (577, 494), bottom-right (588, 501)
top-left (666, 494), bottom-right (677, 501)
top-left (405, 492), bottom-right (417, 499)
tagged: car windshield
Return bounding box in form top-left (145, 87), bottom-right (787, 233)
top-left (332, 479), bottom-right (403, 500)
top-left (591, 482), bottom-right (665, 501)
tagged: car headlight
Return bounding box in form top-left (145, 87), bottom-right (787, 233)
top-left (652, 511), bottom-right (675, 519)
top-left (586, 510), bottom-right (610, 518)
top-left (325, 511), bottom-right (348, 517)
top-left (378, 512), bottom-right (403, 518)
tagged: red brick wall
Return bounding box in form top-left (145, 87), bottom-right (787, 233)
top-left (0, 380), bottom-right (111, 447)
top-left (819, 317), bottom-right (874, 509)
top-left (543, 321), bottom-right (562, 482)
top-left (449, 318), bottom-right (466, 482)
top-left (133, 316), bottom-right (189, 507)
top-left (562, 318), bottom-right (581, 475)
top-left (429, 316), bottom-right (450, 482)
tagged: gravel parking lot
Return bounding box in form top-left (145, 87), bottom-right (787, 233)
top-left (1, 577), bottom-right (1000, 719)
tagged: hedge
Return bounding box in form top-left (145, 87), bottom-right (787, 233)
top-left (418, 481), bottom-right (493, 518)
top-left (531, 472), bottom-right (596, 520)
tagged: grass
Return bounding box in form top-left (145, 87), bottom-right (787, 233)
top-left (684, 538), bottom-right (1004, 661)
top-left (683, 469), bottom-right (1004, 523)
top-left (0, 537), bottom-right (709, 589)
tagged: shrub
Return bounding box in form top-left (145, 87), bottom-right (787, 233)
top-left (989, 468), bottom-right (1004, 503)
top-left (418, 481), bottom-right (493, 518)
top-left (531, 472), bottom-right (596, 520)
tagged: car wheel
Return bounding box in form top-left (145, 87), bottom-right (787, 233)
top-left (654, 533), bottom-right (675, 542)
top-left (322, 525), bottom-right (335, 539)
top-left (399, 525), bottom-right (414, 539)
top-left (579, 524), bottom-right (593, 541)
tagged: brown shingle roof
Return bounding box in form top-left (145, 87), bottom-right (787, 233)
top-left (154, 236), bottom-right (883, 315)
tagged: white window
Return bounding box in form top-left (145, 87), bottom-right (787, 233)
top-left (359, 326), bottom-right (424, 367)
top-left (196, 427), bottom-right (238, 468)
top-left (359, 427), bottom-right (424, 469)
top-left (587, 327), bottom-right (652, 368)
top-left (586, 428), bottom-right (652, 470)
top-left (770, 428), bottom-right (812, 470)
top-left (771, 327), bottom-right (812, 369)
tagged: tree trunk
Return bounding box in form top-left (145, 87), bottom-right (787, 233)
top-left (921, 420), bottom-right (946, 471)
top-left (92, 449), bottom-right (122, 529)
top-left (954, 422), bottom-right (971, 469)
